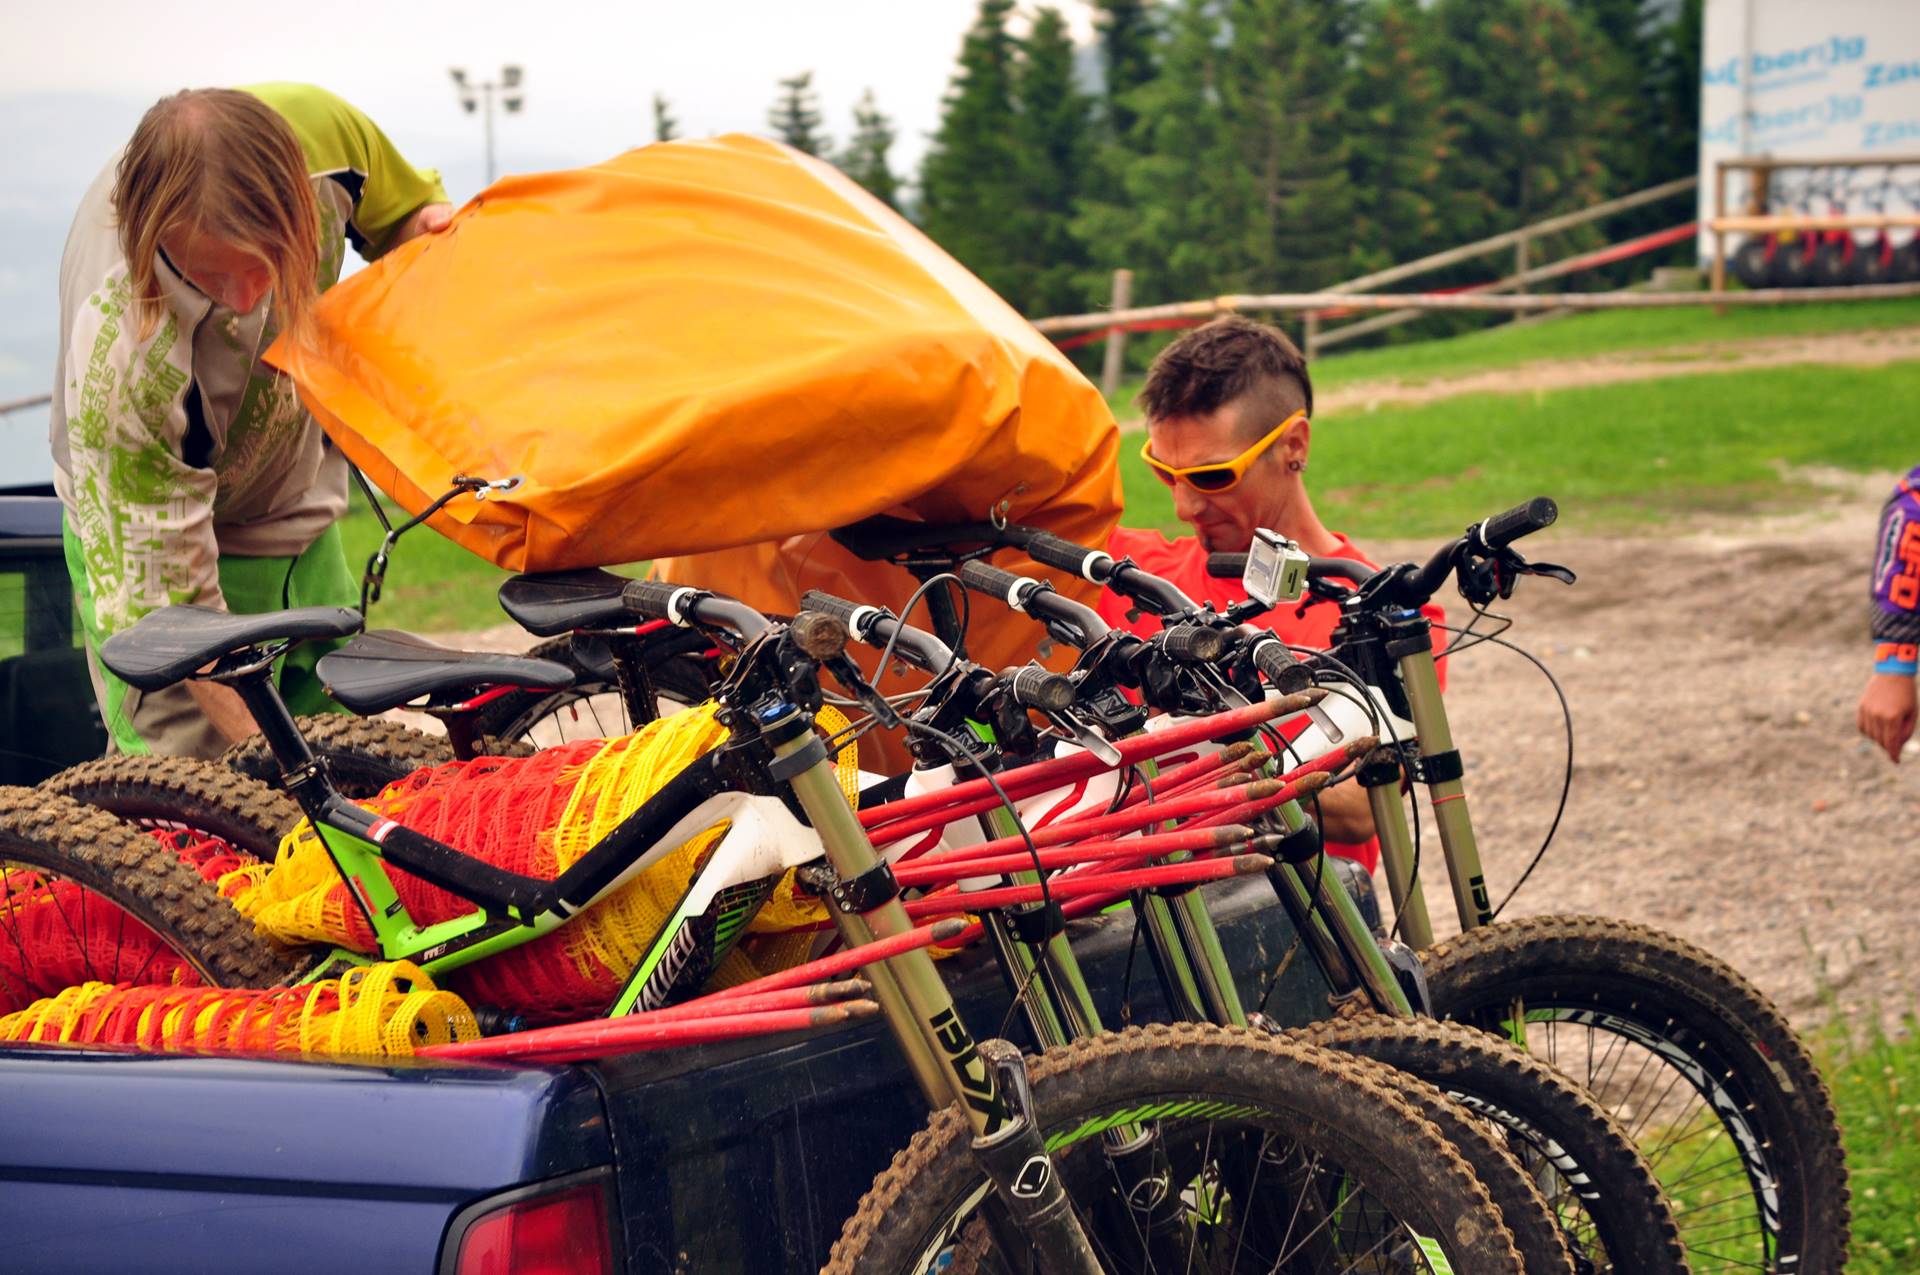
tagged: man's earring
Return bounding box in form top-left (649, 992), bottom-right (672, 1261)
top-left (1288, 459), bottom-right (1306, 473)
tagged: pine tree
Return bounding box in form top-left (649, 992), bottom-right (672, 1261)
top-left (919, 0), bottom-right (1025, 301)
top-left (652, 93), bottom-right (678, 143)
top-left (1074, 0), bottom-right (1239, 305)
top-left (768, 71), bottom-right (827, 156)
top-left (840, 89), bottom-right (900, 208)
top-left (1427, 0), bottom-right (1623, 249)
top-left (1093, 0), bottom-right (1159, 139)
top-left (1010, 6), bottom-right (1097, 315)
top-left (1216, 0), bottom-right (1358, 291)
top-left (1345, 0), bottom-right (1454, 274)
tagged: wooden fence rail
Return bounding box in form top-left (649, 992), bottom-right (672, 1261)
top-left (1034, 279), bottom-right (1920, 341)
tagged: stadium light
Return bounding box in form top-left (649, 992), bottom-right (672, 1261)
top-left (448, 65), bottom-right (525, 183)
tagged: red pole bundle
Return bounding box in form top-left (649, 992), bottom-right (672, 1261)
top-left (905, 779), bottom-right (1286, 869)
top-left (902, 854), bottom-right (1273, 919)
top-left (420, 1001), bottom-right (881, 1063)
top-left (703, 917), bottom-right (969, 1002)
top-left (859, 694), bottom-right (1321, 833)
top-left (891, 824), bottom-right (1252, 888)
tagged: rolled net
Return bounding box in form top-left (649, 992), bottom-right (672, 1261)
top-left (0, 960), bottom-right (478, 1058)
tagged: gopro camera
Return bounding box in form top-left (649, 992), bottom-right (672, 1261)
top-left (1242, 528), bottom-right (1309, 607)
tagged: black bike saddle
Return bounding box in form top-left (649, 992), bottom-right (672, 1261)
top-left (101, 605), bottom-right (364, 691)
top-left (497, 568), bottom-right (636, 637)
top-left (316, 630), bottom-right (574, 715)
top-left (829, 515), bottom-right (1005, 562)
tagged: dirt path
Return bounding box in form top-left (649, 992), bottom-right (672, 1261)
top-left (1116, 326), bottom-right (1920, 426)
top-left (1378, 476), bottom-right (1918, 1029)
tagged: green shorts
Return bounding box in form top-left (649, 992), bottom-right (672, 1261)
top-left (65, 522), bottom-right (357, 759)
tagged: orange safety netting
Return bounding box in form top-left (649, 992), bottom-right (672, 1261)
top-left (0, 961), bottom-right (478, 1058)
top-left (222, 703), bottom-right (853, 1022)
top-left (266, 134), bottom-right (1122, 774)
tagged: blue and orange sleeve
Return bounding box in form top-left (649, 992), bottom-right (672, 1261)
top-left (1869, 468), bottom-right (1920, 676)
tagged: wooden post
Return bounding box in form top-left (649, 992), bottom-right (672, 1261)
top-left (1304, 309), bottom-right (1321, 361)
top-left (1711, 160), bottom-right (1728, 294)
top-left (1100, 268), bottom-right (1134, 401)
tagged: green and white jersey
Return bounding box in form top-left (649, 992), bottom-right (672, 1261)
top-left (50, 83), bottom-right (445, 634)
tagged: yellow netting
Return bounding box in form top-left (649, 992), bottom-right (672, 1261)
top-left (0, 961), bottom-right (479, 1058)
top-left (220, 704), bottom-right (855, 1016)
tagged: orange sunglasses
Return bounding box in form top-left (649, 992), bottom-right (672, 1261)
top-left (1141, 409), bottom-right (1308, 493)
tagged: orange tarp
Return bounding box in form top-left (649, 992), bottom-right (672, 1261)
top-left (269, 135), bottom-right (1120, 747)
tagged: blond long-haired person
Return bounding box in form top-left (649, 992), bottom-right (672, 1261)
top-left (51, 85), bottom-right (450, 758)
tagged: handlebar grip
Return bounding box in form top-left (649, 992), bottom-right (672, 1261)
top-left (1021, 531), bottom-right (1112, 583)
top-left (798, 589), bottom-right (867, 631)
top-left (1205, 553), bottom-right (1248, 581)
top-left (1475, 497), bottom-right (1557, 551)
top-left (622, 578), bottom-right (696, 622)
top-left (957, 559), bottom-right (1030, 606)
top-left (1252, 638), bottom-right (1315, 695)
top-left (1158, 623), bottom-right (1231, 664)
top-left (1008, 664), bottom-right (1076, 714)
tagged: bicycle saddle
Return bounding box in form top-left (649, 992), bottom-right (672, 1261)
top-left (100, 604), bottom-right (364, 691)
top-left (316, 630), bottom-right (574, 715)
top-left (497, 568), bottom-right (636, 637)
top-left (829, 515), bottom-right (1004, 562)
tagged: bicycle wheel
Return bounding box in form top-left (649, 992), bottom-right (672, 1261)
top-left (223, 715), bottom-right (456, 800)
top-left (826, 1022), bottom-right (1525, 1275)
top-left (1338, 1048), bottom-right (1574, 1274)
top-left (1303, 1014), bottom-right (1686, 1274)
top-left (0, 786), bottom-right (291, 1006)
top-left (1423, 914), bottom-right (1848, 1275)
top-left (463, 633), bottom-right (717, 749)
top-left (46, 754), bottom-right (302, 859)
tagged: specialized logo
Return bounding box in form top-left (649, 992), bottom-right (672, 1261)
top-left (929, 1007), bottom-right (1009, 1135)
top-left (636, 920), bottom-right (704, 1013)
top-left (1010, 1154), bottom-right (1052, 1200)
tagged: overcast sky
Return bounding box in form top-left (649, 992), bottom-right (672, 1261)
top-left (0, 0), bottom-right (1099, 482)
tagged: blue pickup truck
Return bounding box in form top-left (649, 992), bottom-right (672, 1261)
top-left (0, 876), bottom-right (1326, 1274)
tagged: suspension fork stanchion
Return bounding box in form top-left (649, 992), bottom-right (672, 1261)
top-left (980, 807), bottom-right (1106, 1040)
top-left (1392, 631), bottom-right (1494, 932)
top-left (1165, 884), bottom-right (1247, 1025)
top-left (818, 891), bottom-right (955, 1111)
top-left (762, 705), bottom-right (1007, 1132)
top-left (1363, 747), bottom-right (1436, 951)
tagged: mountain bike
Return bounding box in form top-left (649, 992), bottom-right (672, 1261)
top-left (1192, 502), bottom-right (1850, 1275)
top-left (5, 586), bottom-right (1528, 1273)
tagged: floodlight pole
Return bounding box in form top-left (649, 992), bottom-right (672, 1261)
top-left (449, 65), bottom-right (525, 187)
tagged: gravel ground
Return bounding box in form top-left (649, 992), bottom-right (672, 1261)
top-left (1374, 475), bottom-right (1919, 1030)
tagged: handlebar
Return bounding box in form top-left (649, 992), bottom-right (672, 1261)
top-left (1472, 496), bottom-right (1557, 552)
top-left (620, 580), bottom-right (776, 642)
top-left (799, 589), bottom-right (957, 674)
top-left (1205, 496), bottom-right (1559, 610)
top-left (998, 524), bottom-right (1198, 616)
top-left (1008, 663), bottom-right (1076, 714)
top-left (955, 561), bottom-right (1112, 645)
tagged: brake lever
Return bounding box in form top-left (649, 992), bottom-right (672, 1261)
top-left (1038, 704), bottom-right (1123, 767)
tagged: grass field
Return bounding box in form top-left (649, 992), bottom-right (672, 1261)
top-left (1118, 360), bottom-right (1920, 540)
top-left (1824, 1017), bottom-right (1920, 1273)
top-left (336, 492), bottom-right (514, 635)
top-left (1105, 296), bottom-right (1920, 413)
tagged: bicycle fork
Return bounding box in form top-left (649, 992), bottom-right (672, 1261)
top-left (759, 703), bottom-right (1104, 1275)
